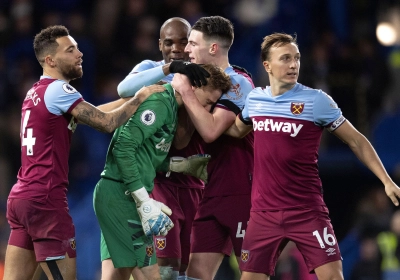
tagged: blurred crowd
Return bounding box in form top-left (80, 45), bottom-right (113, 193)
top-left (1, 0), bottom-right (400, 279)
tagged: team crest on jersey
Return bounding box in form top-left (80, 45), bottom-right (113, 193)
top-left (69, 238), bottom-right (76, 250)
top-left (224, 83), bottom-right (243, 101)
top-left (291, 102), bottom-right (304, 115)
top-left (155, 237), bottom-right (166, 250)
top-left (140, 110), bottom-right (156, 125)
top-left (241, 250), bottom-right (249, 262)
top-left (146, 244), bottom-right (154, 257)
top-left (62, 83), bottom-right (77, 94)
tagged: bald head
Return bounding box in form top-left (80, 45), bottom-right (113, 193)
top-left (159, 17), bottom-right (191, 63)
top-left (160, 17), bottom-right (191, 37)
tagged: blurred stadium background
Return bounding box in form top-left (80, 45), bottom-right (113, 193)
top-left (1, 0), bottom-right (400, 279)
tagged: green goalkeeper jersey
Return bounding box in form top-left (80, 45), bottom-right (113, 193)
top-left (100, 84), bottom-right (178, 193)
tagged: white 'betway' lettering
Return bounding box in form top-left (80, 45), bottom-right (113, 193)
top-left (252, 118), bottom-right (303, 137)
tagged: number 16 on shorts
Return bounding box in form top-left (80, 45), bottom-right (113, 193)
top-left (313, 227), bottom-right (336, 248)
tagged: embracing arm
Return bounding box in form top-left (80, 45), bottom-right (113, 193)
top-left (71, 85), bottom-right (165, 133)
top-left (224, 114), bottom-right (253, 138)
top-left (117, 65), bottom-right (169, 98)
top-left (172, 74), bottom-right (235, 143)
top-left (332, 120), bottom-right (400, 206)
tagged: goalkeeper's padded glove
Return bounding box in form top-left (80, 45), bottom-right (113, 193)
top-left (169, 61), bottom-right (210, 87)
top-left (131, 187), bottom-right (174, 237)
top-left (167, 154), bottom-right (211, 183)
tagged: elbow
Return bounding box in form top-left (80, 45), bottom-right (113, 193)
top-left (117, 83), bottom-right (127, 98)
top-left (103, 126), bottom-right (115, 134)
top-left (202, 134), bottom-right (218, 143)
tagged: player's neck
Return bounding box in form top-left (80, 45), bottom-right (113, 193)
top-left (270, 81), bottom-right (296, 96)
top-left (212, 55), bottom-right (229, 70)
top-left (43, 69), bottom-right (69, 82)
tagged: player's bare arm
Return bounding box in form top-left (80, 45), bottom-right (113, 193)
top-left (72, 85), bottom-right (165, 133)
top-left (96, 98), bottom-right (129, 113)
top-left (172, 73), bottom-right (235, 143)
top-left (332, 120), bottom-right (400, 206)
top-left (224, 115), bottom-right (253, 138)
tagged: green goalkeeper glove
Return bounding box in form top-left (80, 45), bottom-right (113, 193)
top-left (167, 154), bottom-right (211, 183)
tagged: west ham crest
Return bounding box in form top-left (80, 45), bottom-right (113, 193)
top-left (146, 244), bottom-right (154, 257)
top-left (291, 102), bottom-right (304, 115)
top-left (241, 250), bottom-right (249, 262)
top-left (155, 237), bottom-right (166, 250)
top-left (69, 238), bottom-right (76, 250)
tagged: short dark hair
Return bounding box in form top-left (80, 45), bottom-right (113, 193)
top-left (191, 16), bottom-right (234, 50)
top-left (260, 33), bottom-right (298, 62)
top-left (201, 64), bottom-right (232, 95)
top-left (33, 25), bottom-right (69, 66)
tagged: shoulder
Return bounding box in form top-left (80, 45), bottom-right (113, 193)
top-left (226, 66), bottom-right (254, 88)
top-left (45, 80), bottom-right (79, 96)
top-left (132, 60), bottom-right (163, 72)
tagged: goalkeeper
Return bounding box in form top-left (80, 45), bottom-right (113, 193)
top-left (93, 63), bottom-right (232, 279)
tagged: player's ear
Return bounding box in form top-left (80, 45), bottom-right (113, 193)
top-left (44, 55), bottom-right (56, 67)
top-left (158, 39), bottom-right (162, 51)
top-left (263, 61), bottom-right (271, 73)
top-left (209, 43), bottom-right (218, 55)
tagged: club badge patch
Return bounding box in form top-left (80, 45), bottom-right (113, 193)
top-left (69, 238), bottom-right (76, 250)
top-left (140, 110), bottom-right (156, 125)
top-left (62, 83), bottom-right (77, 94)
top-left (146, 244), bottom-right (154, 257)
top-left (241, 250), bottom-right (249, 262)
top-left (155, 237), bottom-right (166, 250)
top-left (291, 102), bottom-right (304, 115)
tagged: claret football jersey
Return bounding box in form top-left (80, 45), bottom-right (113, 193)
top-left (241, 83), bottom-right (346, 211)
top-left (9, 76), bottom-right (83, 203)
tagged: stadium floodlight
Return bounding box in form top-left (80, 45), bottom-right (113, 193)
top-left (376, 22), bottom-right (397, 46)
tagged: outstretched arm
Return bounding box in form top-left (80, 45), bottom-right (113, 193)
top-left (71, 85), bottom-right (165, 133)
top-left (118, 61), bottom-right (210, 98)
top-left (332, 120), bottom-right (400, 206)
top-left (118, 65), bottom-right (170, 98)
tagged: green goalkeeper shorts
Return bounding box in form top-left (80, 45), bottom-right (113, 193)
top-left (93, 178), bottom-right (156, 268)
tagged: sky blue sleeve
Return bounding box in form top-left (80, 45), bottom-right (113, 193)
top-left (313, 90), bottom-right (343, 127)
top-left (44, 81), bottom-right (83, 115)
top-left (117, 61), bottom-right (166, 98)
top-left (241, 93), bottom-right (251, 120)
top-left (219, 75), bottom-right (254, 110)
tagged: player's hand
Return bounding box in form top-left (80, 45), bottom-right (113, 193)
top-left (135, 85), bottom-right (165, 101)
top-left (169, 61), bottom-right (210, 87)
top-left (384, 181), bottom-right (400, 206)
top-left (168, 154), bottom-right (211, 183)
top-left (131, 187), bottom-right (174, 237)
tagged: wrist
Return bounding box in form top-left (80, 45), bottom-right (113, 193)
top-left (131, 187), bottom-right (149, 204)
top-left (163, 63), bottom-right (171, 75)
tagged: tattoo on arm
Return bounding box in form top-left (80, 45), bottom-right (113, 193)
top-left (73, 98), bottom-right (143, 133)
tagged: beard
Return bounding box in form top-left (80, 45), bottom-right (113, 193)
top-left (57, 59), bottom-right (83, 81)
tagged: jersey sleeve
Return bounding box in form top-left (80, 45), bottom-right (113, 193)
top-left (313, 90), bottom-right (345, 130)
top-left (112, 99), bottom-right (169, 192)
top-left (44, 81), bottom-right (83, 115)
top-left (218, 75), bottom-right (254, 111)
top-left (118, 60), bottom-right (166, 98)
